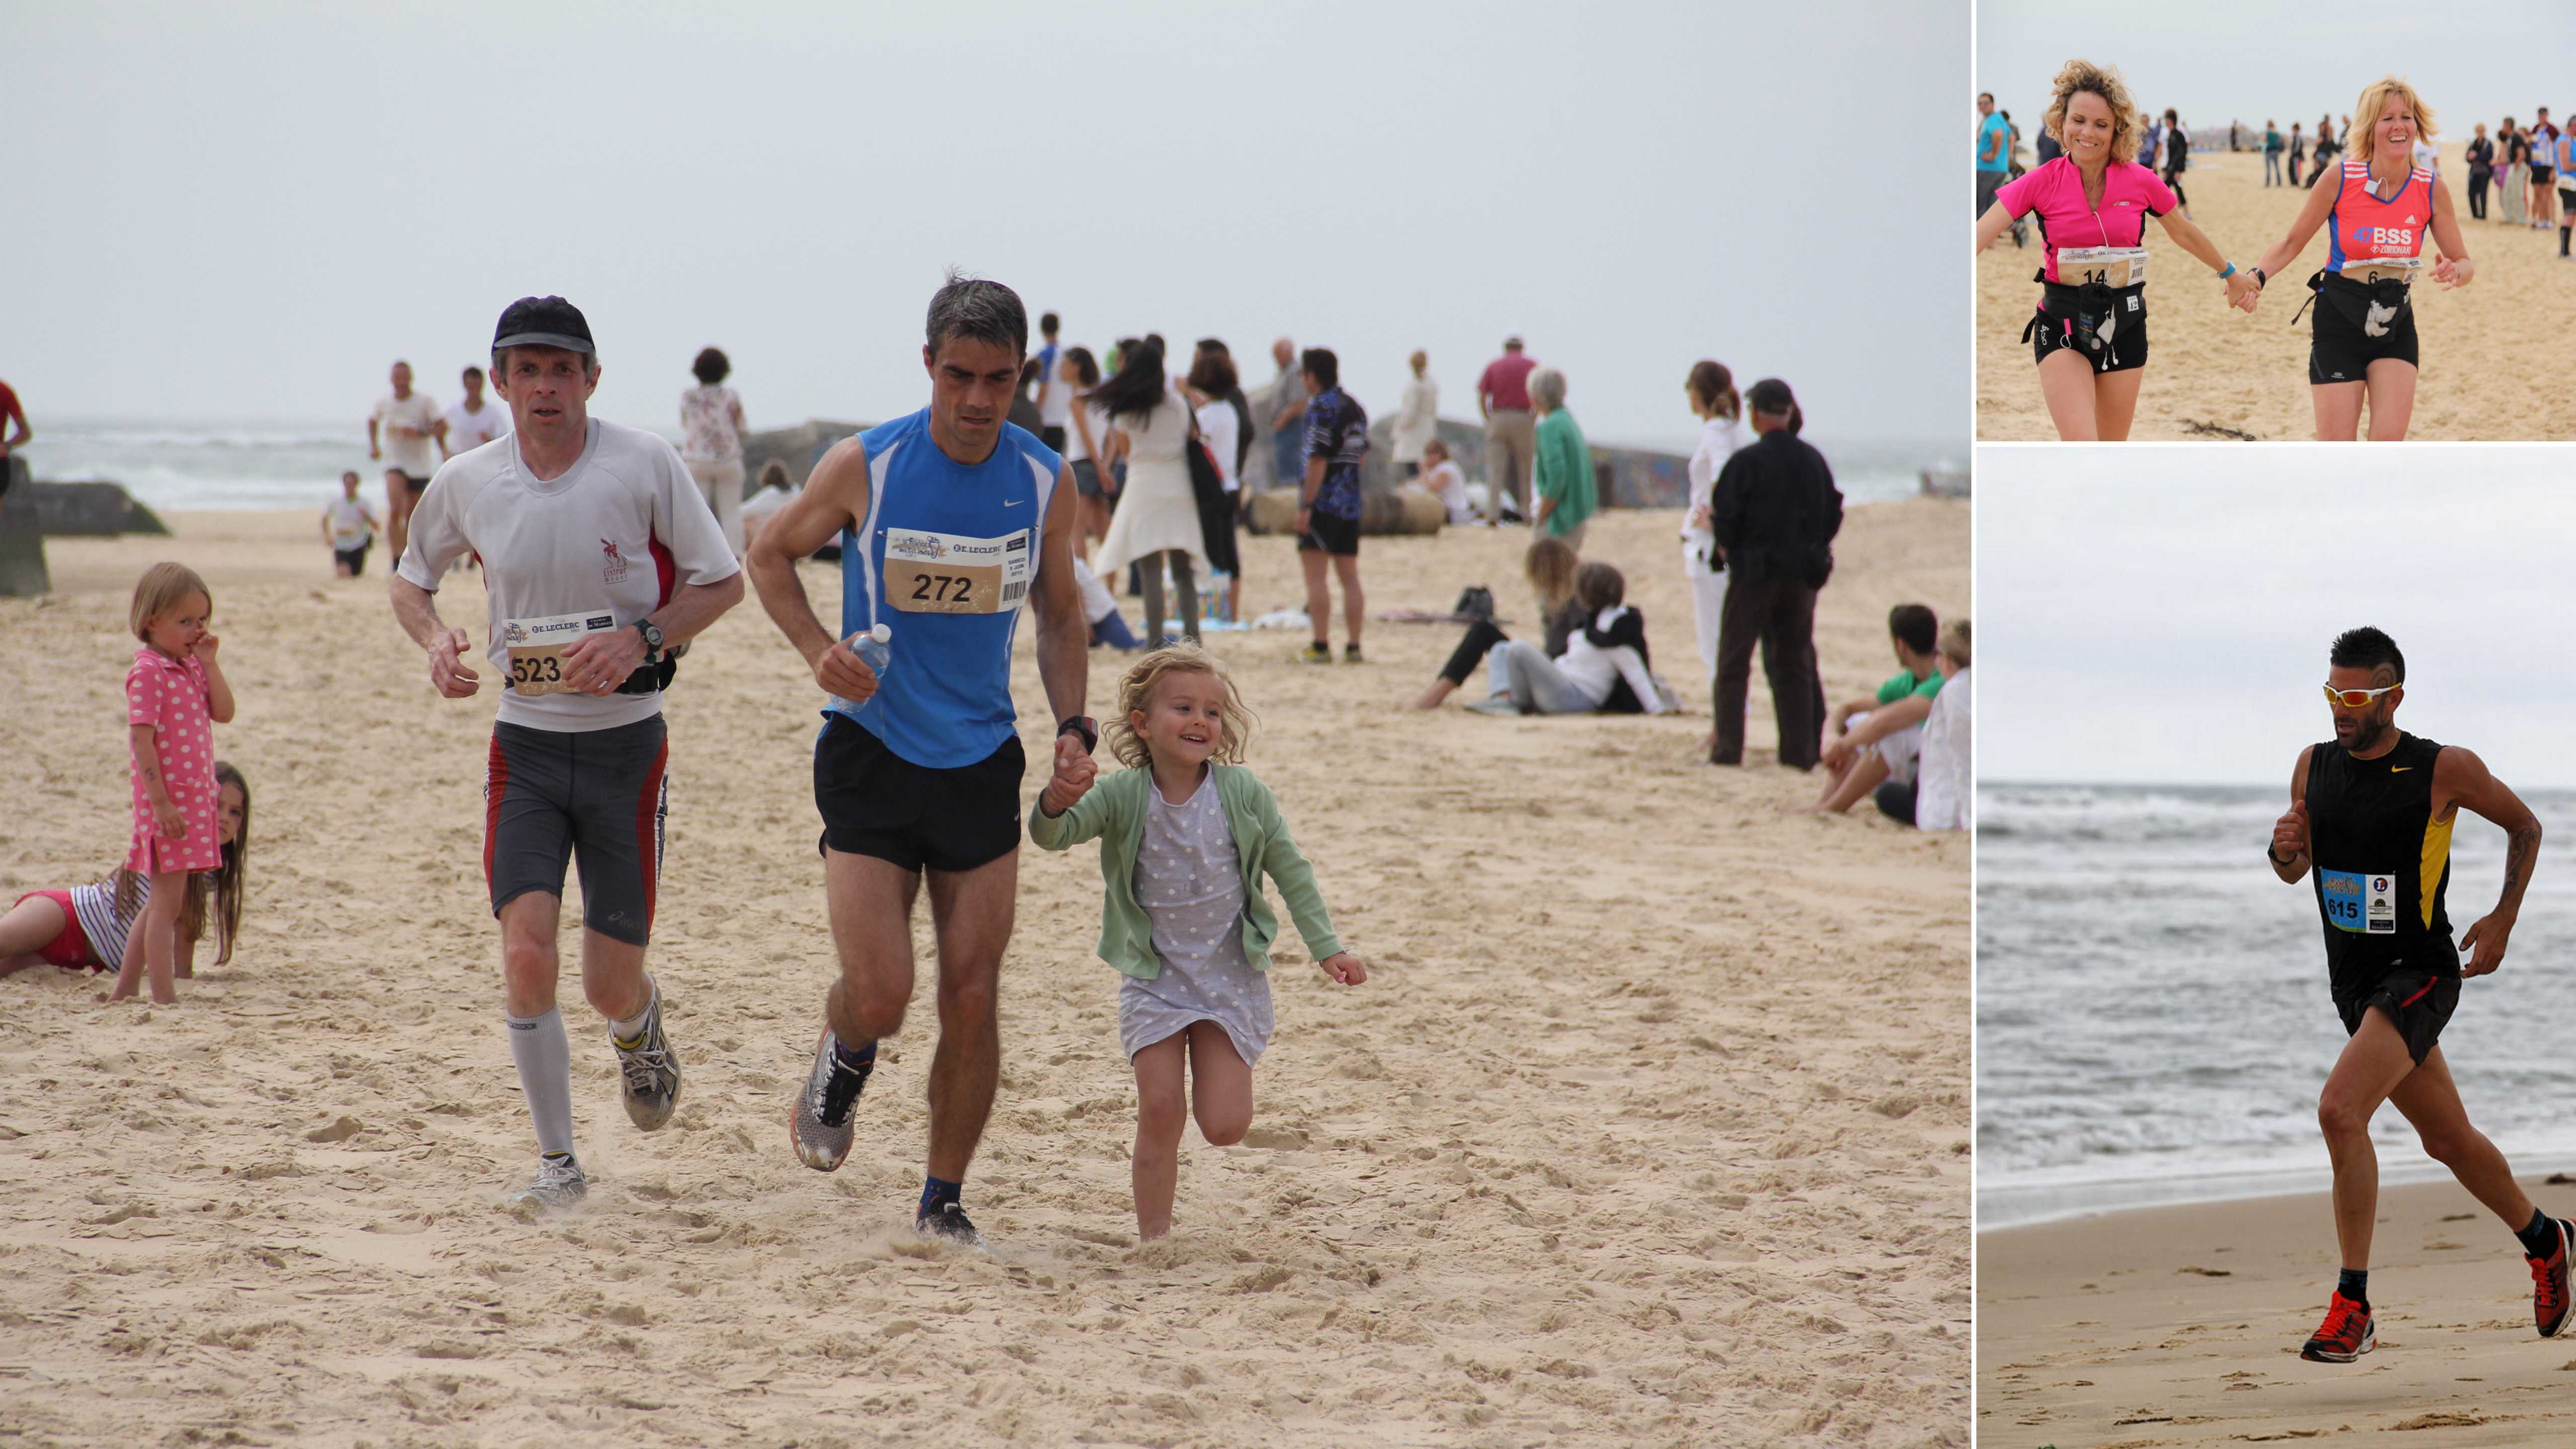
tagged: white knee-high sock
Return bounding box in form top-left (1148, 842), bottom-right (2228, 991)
top-left (506, 1007), bottom-right (577, 1160)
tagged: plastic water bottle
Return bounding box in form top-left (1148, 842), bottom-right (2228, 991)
top-left (849, 622), bottom-right (892, 681)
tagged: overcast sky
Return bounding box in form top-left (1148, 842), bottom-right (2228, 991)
top-left (3, 1), bottom-right (1966, 453)
top-left (1981, 450), bottom-right (2576, 788)
top-left (1978, 0), bottom-right (2576, 141)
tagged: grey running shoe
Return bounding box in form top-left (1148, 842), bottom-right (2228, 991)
top-left (915, 1201), bottom-right (985, 1250)
top-left (790, 1027), bottom-right (870, 1172)
top-left (512, 1153), bottom-right (588, 1212)
top-left (613, 994), bottom-right (681, 1131)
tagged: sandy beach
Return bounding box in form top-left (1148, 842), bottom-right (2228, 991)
top-left (1980, 1174), bottom-right (2576, 1447)
top-left (1977, 141), bottom-right (2576, 440)
top-left (0, 498), bottom-right (1967, 1446)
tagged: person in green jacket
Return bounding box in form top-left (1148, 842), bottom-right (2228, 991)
top-left (1029, 646), bottom-right (1366, 1240)
top-left (1526, 365), bottom-right (1595, 550)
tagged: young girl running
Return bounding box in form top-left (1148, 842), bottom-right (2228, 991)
top-left (113, 562), bottom-right (235, 1005)
top-left (1029, 646), bottom-right (1366, 1240)
top-left (2, 762), bottom-right (251, 983)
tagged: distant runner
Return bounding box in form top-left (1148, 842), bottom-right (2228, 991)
top-left (745, 273), bottom-right (1091, 1248)
top-left (440, 365), bottom-right (511, 458)
top-left (369, 360), bottom-right (440, 563)
top-left (2268, 626), bottom-right (2567, 1362)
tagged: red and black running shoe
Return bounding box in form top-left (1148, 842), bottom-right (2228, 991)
top-left (2300, 1290), bottom-right (2375, 1362)
top-left (2529, 1218), bottom-right (2574, 1337)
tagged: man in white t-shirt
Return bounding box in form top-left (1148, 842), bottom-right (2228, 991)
top-left (439, 364), bottom-right (511, 459)
top-left (389, 295), bottom-right (745, 1212)
top-left (1032, 310), bottom-right (1072, 455)
top-left (368, 360), bottom-right (441, 564)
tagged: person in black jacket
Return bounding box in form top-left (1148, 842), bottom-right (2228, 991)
top-left (1710, 378), bottom-right (1842, 768)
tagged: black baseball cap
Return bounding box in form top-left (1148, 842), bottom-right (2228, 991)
top-left (493, 295), bottom-right (595, 355)
top-left (1747, 378), bottom-right (1798, 414)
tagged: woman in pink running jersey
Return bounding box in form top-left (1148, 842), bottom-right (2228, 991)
top-left (2240, 75), bottom-right (2474, 441)
top-left (1977, 58), bottom-right (2256, 440)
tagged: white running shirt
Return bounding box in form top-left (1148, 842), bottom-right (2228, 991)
top-left (373, 391), bottom-right (442, 476)
top-left (443, 399), bottom-right (511, 455)
top-left (397, 419), bottom-right (740, 733)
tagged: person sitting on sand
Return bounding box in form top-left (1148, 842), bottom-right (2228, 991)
top-left (1876, 621), bottom-right (1968, 830)
top-left (1472, 561), bottom-right (1668, 718)
top-left (1419, 438), bottom-right (1472, 525)
top-left (1410, 536), bottom-right (1582, 710)
top-left (1029, 645), bottom-right (1365, 1241)
top-left (3, 762), bottom-right (250, 983)
top-left (1806, 604), bottom-right (1946, 816)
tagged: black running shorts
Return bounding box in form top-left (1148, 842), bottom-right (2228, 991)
top-left (484, 716), bottom-right (668, 945)
top-left (2336, 970), bottom-right (2460, 1066)
top-left (335, 544), bottom-right (370, 576)
top-left (2028, 282), bottom-right (2148, 375)
top-left (395, 471), bottom-right (430, 496)
top-left (814, 713), bottom-right (1024, 874)
top-left (2534, 165), bottom-right (2557, 185)
top-left (1297, 510), bottom-right (1362, 556)
top-left (2308, 276), bottom-right (2419, 384)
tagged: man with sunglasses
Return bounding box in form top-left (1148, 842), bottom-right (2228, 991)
top-left (2268, 626), bottom-right (2567, 1364)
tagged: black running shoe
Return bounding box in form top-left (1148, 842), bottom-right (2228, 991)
top-left (914, 1201), bottom-right (985, 1250)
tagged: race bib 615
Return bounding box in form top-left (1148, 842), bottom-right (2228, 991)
top-left (2319, 867), bottom-right (2396, 934)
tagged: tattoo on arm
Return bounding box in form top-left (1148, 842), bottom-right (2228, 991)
top-left (2501, 824), bottom-right (2542, 902)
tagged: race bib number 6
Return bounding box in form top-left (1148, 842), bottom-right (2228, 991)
top-left (883, 527), bottom-right (1033, 615)
top-left (502, 610), bottom-right (618, 696)
top-left (2319, 867), bottom-right (2397, 934)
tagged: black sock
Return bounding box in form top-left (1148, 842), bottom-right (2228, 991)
top-left (2518, 1207), bottom-right (2561, 1258)
top-left (2338, 1267), bottom-right (2369, 1308)
top-left (920, 1174), bottom-right (962, 1216)
top-left (2561, 226), bottom-right (2571, 257)
top-left (832, 1037), bottom-right (876, 1074)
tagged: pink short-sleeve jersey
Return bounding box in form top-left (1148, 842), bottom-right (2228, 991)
top-left (1993, 157), bottom-right (2180, 283)
top-left (125, 648), bottom-right (222, 875)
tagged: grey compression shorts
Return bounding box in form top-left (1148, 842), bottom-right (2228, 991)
top-left (484, 715), bottom-right (668, 944)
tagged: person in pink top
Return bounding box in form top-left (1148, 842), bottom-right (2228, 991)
top-left (2238, 75), bottom-right (2473, 442)
top-left (1476, 337), bottom-right (1539, 526)
top-left (1976, 59), bottom-right (2254, 440)
top-left (115, 561), bottom-right (236, 1005)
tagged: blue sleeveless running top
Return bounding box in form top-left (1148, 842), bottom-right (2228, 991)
top-left (827, 410), bottom-right (1060, 769)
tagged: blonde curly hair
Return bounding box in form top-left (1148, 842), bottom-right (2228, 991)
top-left (1106, 644), bottom-right (1257, 770)
top-left (2041, 59), bottom-right (2142, 167)
top-left (2351, 76), bottom-right (2436, 166)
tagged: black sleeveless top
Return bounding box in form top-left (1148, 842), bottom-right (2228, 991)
top-left (2304, 732), bottom-right (2458, 985)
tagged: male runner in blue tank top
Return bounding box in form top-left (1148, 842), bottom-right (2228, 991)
top-left (745, 273), bottom-right (1092, 1247)
top-left (2267, 627), bottom-right (2569, 1362)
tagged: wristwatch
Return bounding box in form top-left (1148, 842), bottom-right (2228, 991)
top-left (1059, 716), bottom-right (1099, 754)
top-left (632, 618), bottom-right (666, 664)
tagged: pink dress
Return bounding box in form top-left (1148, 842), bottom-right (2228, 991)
top-left (125, 648), bottom-right (221, 875)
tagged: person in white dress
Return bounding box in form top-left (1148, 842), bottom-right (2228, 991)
top-left (1393, 350), bottom-right (1438, 478)
top-left (1091, 340), bottom-right (1207, 646)
top-left (1683, 360), bottom-right (1746, 696)
top-left (680, 347), bottom-right (748, 556)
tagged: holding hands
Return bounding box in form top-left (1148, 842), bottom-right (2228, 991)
top-left (1041, 732), bottom-right (1097, 816)
top-left (2223, 268), bottom-right (2262, 312)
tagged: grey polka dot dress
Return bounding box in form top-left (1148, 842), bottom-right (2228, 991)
top-left (1119, 768), bottom-right (1274, 1066)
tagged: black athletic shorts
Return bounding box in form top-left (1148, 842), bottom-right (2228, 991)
top-left (2534, 165), bottom-right (2557, 185)
top-left (335, 544), bottom-right (370, 576)
top-left (2336, 969), bottom-right (2460, 1066)
top-left (2028, 281), bottom-right (2148, 375)
top-left (814, 713), bottom-right (1024, 874)
top-left (2308, 274), bottom-right (2419, 383)
top-left (485, 715), bottom-right (668, 945)
top-left (395, 471), bottom-right (430, 496)
top-left (1040, 425), bottom-right (1067, 455)
top-left (1297, 510), bottom-right (1361, 556)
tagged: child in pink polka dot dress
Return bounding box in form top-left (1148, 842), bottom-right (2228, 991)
top-left (114, 562), bottom-right (236, 1005)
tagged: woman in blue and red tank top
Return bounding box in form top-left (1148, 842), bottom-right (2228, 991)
top-left (1976, 58), bottom-right (2257, 440)
top-left (2242, 75), bottom-right (2474, 441)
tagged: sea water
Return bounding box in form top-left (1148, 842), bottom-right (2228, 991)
top-left (1979, 781), bottom-right (2576, 1227)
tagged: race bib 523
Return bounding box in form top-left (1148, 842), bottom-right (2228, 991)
top-left (501, 610), bottom-right (617, 696)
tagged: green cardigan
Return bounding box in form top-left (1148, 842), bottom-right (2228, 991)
top-left (1533, 407), bottom-right (1596, 538)
top-left (1027, 763), bottom-right (1343, 981)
